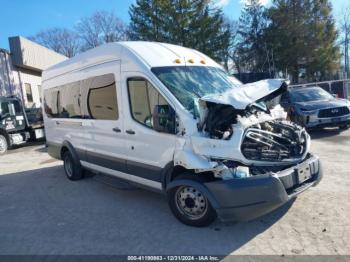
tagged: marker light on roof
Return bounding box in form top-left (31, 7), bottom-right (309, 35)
top-left (200, 60), bottom-right (206, 64)
top-left (174, 59), bottom-right (182, 64)
top-left (188, 59), bottom-right (194, 64)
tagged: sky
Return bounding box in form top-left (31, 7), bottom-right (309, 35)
top-left (0, 0), bottom-right (349, 49)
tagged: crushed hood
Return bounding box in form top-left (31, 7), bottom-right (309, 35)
top-left (200, 79), bottom-right (287, 110)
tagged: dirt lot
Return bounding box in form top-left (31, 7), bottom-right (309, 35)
top-left (0, 129), bottom-right (349, 255)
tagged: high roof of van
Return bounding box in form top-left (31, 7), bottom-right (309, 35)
top-left (42, 41), bottom-right (221, 81)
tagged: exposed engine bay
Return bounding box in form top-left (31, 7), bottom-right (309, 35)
top-left (172, 80), bottom-right (313, 181)
top-left (191, 80), bottom-right (310, 179)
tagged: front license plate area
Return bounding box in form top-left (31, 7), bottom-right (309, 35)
top-left (34, 129), bottom-right (44, 139)
top-left (331, 117), bottom-right (341, 123)
top-left (297, 164), bottom-right (312, 184)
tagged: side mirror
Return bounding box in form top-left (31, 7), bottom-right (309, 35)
top-left (152, 105), bottom-right (176, 134)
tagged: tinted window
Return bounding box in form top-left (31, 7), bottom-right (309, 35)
top-left (57, 82), bottom-right (82, 118)
top-left (81, 74), bottom-right (118, 120)
top-left (0, 101), bottom-right (21, 116)
top-left (25, 83), bottom-right (33, 103)
top-left (1, 102), bottom-right (9, 115)
top-left (44, 74), bottom-right (118, 120)
top-left (44, 89), bottom-right (59, 118)
top-left (290, 87), bottom-right (334, 102)
top-left (12, 100), bottom-right (22, 114)
top-left (38, 85), bottom-right (42, 102)
top-left (128, 78), bottom-right (171, 129)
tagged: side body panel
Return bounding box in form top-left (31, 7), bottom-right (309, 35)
top-left (120, 71), bottom-right (177, 183)
top-left (81, 61), bottom-right (127, 173)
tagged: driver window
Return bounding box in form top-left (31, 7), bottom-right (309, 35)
top-left (128, 78), bottom-right (169, 129)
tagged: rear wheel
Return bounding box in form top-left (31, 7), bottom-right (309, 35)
top-left (63, 150), bottom-right (83, 181)
top-left (0, 134), bottom-right (8, 155)
top-left (167, 175), bottom-right (217, 227)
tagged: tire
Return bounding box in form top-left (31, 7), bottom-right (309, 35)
top-left (63, 150), bottom-right (83, 181)
top-left (167, 174), bottom-right (217, 227)
top-left (0, 134), bottom-right (8, 155)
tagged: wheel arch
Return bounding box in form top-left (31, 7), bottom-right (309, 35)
top-left (60, 140), bottom-right (80, 162)
top-left (166, 177), bottom-right (220, 210)
top-left (161, 163), bottom-right (199, 190)
top-left (162, 165), bottom-right (220, 210)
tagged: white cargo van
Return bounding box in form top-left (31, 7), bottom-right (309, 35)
top-left (42, 42), bottom-right (322, 227)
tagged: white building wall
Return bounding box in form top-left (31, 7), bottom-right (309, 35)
top-left (19, 70), bottom-right (42, 107)
top-left (1, 37), bottom-right (67, 108)
top-left (9, 36), bottom-right (67, 71)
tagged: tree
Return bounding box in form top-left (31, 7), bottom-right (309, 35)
top-left (76, 10), bottom-right (129, 51)
top-left (265, 0), bottom-right (340, 83)
top-left (30, 28), bottom-right (81, 57)
top-left (235, 0), bottom-right (269, 73)
top-left (338, 7), bottom-right (350, 75)
top-left (128, 0), bottom-right (232, 65)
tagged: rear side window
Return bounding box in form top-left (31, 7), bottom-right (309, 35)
top-left (44, 89), bottom-right (60, 118)
top-left (57, 82), bottom-right (82, 118)
top-left (82, 74), bottom-right (118, 120)
top-left (44, 73), bottom-right (118, 120)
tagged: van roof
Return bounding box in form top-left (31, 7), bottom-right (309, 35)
top-left (43, 41), bottom-right (221, 81)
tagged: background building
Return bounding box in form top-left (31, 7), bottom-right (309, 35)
top-left (0, 36), bottom-right (66, 108)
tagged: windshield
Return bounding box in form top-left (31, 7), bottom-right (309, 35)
top-left (151, 66), bottom-right (241, 114)
top-left (290, 87), bottom-right (334, 102)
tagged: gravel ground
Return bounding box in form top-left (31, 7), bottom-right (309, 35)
top-left (0, 129), bottom-right (349, 255)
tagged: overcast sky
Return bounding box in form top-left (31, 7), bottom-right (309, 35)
top-left (0, 0), bottom-right (348, 49)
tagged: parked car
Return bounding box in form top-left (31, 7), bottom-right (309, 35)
top-left (42, 42), bottom-right (322, 227)
top-left (0, 96), bottom-right (45, 154)
top-left (280, 86), bottom-right (350, 129)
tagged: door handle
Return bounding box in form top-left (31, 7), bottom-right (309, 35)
top-left (112, 127), bottom-right (121, 133)
top-left (126, 129), bottom-right (135, 135)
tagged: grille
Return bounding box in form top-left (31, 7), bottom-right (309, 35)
top-left (318, 107), bottom-right (350, 118)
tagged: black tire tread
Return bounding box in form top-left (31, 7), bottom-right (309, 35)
top-left (0, 134), bottom-right (8, 155)
top-left (63, 150), bottom-right (83, 181)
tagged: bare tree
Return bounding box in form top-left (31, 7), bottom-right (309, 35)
top-left (223, 19), bottom-right (240, 73)
top-left (339, 7), bottom-right (350, 75)
top-left (76, 11), bottom-right (129, 51)
top-left (30, 28), bottom-right (81, 57)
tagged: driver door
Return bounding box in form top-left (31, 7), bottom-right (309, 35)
top-left (121, 73), bottom-right (177, 189)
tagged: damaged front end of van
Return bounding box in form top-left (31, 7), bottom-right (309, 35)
top-left (171, 79), bottom-right (323, 222)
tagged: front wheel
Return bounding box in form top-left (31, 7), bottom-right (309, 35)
top-left (0, 134), bottom-right (8, 155)
top-left (167, 178), bottom-right (217, 227)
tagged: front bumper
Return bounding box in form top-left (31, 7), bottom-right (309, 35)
top-left (303, 114), bottom-right (350, 128)
top-left (205, 154), bottom-right (322, 222)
